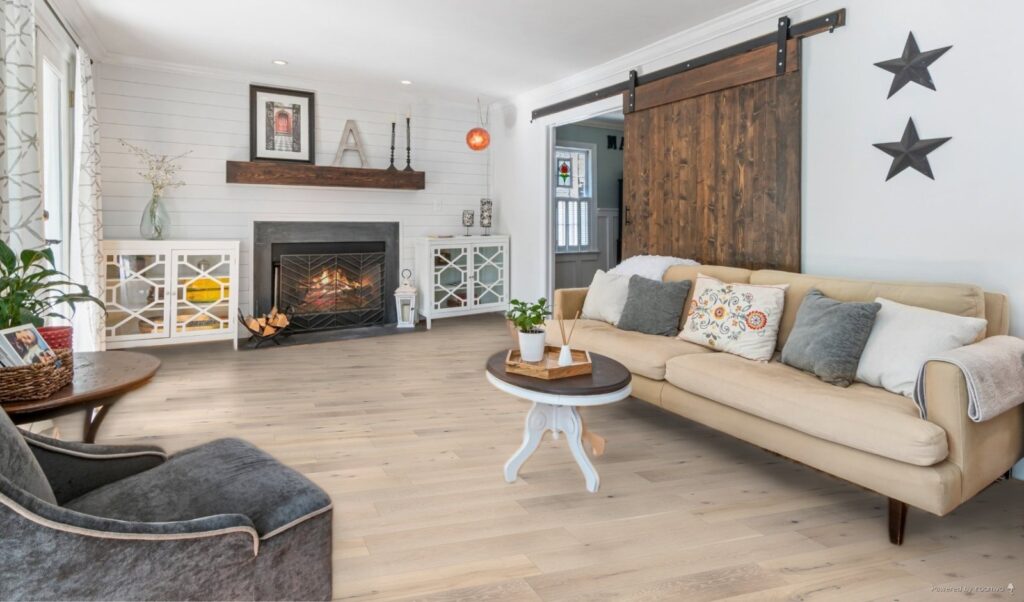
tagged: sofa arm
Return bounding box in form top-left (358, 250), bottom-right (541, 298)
top-left (21, 430), bottom-right (166, 504)
top-left (921, 360), bottom-right (1024, 502)
top-left (0, 474), bottom-right (258, 600)
top-left (553, 288), bottom-right (588, 319)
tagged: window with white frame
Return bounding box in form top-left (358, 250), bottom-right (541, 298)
top-left (554, 144), bottom-right (596, 253)
top-left (36, 9), bottom-right (76, 274)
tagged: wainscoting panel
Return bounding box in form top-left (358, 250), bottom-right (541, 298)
top-left (554, 209), bottom-right (620, 289)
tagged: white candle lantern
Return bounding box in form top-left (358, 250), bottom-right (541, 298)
top-left (395, 269), bottom-right (417, 328)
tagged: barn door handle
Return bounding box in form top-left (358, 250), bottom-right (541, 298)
top-left (624, 208), bottom-right (632, 225)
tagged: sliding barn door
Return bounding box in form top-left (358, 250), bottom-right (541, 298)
top-left (622, 40), bottom-right (802, 271)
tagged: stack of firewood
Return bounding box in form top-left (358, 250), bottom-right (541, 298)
top-left (243, 307), bottom-right (290, 337)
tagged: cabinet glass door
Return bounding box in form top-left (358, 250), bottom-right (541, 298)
top-left (432, 246), bottom-right (470, 310)
top-left (105, 252), bottom-right (169, 340)
top-left (173, 252), bottom-right (232, 336)
top-left (472, 244), bottom-right (506, 307)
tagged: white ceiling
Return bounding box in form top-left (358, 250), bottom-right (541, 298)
top-left (61, 0), bottom-right (761, 99)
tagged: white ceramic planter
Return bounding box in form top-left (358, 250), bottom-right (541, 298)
top-left (518, 331), bottom-right (547, 362)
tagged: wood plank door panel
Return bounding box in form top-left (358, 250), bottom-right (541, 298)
top-left (622, 46), bottom-right (801, 272)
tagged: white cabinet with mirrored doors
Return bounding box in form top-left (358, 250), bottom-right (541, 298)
top-left (414, 236), bottom-right (509, 329)
top-left (102, 240), bottom-right (239, 350)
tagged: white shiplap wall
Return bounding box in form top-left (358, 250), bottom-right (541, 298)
top-left (95, 62), bottom-right (491, 314)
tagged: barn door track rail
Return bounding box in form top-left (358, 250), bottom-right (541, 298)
top-left (531, 8), bottom-right (845, 122)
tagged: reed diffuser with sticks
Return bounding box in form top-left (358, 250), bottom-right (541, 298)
top-left (556, 309), bottom-right (581, 366)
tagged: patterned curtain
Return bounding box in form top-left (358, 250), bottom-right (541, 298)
top-left (0, 0), bottom-right (43, 250)
top-left (70, 49), bottom-right (104, 351)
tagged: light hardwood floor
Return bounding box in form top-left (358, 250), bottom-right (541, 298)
top-left (62, 315), bottom-right (1023, 600)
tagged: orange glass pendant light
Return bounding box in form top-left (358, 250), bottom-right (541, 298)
top-left (466, 97), bottom-right (490, 151)
top-left (466, 127), bottom-right (490, 151)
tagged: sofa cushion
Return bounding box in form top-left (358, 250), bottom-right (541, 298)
top-left (546, 319), bottom-right (711, 380)
top-left (0, 411), bottom-right (56, 504)
top-left (749, 270), bottom-right (987, 350)
top-left (856, 298), bottom-right (988, 397)
top-left (679, 275), bottom-right (788, 361)
top-left (581, 270), bottom-right (631, 325)
top-left (66, 438), bottom-right (331, 537)
top-left (664, 353), bottom-right (949, 466)
top-left (781, 289), bottom-right (881, 387)
top-left (617, 276), bottom-right (691, 336)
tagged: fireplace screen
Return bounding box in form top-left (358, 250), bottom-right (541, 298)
top-left (275, 252), bottom-right (385, 331)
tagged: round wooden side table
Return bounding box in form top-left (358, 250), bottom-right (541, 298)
top-left (2, 351), bottom-right (160, 443)
top-left (485, 350), bottom-right (632, 492)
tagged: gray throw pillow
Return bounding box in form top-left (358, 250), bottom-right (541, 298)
top-left (781, 289), bottom-right (881, 387)
top-left (617, 276), bottom-right (691, 336)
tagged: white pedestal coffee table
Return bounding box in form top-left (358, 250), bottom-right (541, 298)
top-left (486, 351), bottom-right (632, 493)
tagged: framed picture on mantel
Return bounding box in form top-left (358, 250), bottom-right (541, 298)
top-left (249, 85), bottom-right (316, 163)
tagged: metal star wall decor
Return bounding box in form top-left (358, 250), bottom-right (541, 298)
top-left (873, 118), bottom-right (951, 180)
top-left (875, 32), bottom-right (952, 98)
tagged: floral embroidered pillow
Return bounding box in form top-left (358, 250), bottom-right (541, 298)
top-left (678, 274), bottom-right (788, 361)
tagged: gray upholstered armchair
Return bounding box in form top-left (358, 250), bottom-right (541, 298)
top-left (0, 410), bottom-right (332, 601)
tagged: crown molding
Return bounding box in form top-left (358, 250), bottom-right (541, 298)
top-left (48, 0), bottom-right (108, 60)
top-left (515, 0), bottom-right (820, 106)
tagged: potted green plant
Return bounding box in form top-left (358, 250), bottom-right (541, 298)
top-left (0, 241), bottom-right (105, 349)
top-left (506, 297), bottom-right (551, 362)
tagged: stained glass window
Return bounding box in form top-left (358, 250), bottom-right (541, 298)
top-left (554, 145), bottom-right (595, 253)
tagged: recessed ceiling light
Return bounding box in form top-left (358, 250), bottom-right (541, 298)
top-left (272, 59), bottom-right (288, 65)
top-left (400, 80), bottom-right (413, 85)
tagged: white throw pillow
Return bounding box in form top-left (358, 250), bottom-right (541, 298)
top-left (609, 255), bottom-right (699, 281)
top-left (581, 269), bottom-right (631, 325)
top-left (856, 297), bottom-right (988, 397)
top-left (678, 274), bottom-right (787, 361)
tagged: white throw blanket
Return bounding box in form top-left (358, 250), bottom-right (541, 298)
top-left (609, 255), bottom-right (699, 281)
top-left (913, 335), bottom-right (1024, 422)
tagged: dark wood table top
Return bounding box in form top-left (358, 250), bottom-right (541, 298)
top-left (3, 351), bottom-right (160, 417)
top-left (486, 350), bottom-right (631, 396)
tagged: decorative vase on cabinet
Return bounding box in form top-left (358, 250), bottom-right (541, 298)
top-left (102, 240), bottom-right (240, 349)
top-left (139, 194), bottom-right (171, 240)
top-left (414, 235), bottom-right (509, 329)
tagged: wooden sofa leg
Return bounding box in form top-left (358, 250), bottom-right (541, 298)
top-left (888, 498), bottom-right (907, 545)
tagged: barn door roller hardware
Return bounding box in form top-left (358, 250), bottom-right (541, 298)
top-left (531, 8), bottom-right (845, 121)
top-left (776, 16), bottom-right (791, 75)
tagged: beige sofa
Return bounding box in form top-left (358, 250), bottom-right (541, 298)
top-left (549, 265), bottom-right (1024, 544)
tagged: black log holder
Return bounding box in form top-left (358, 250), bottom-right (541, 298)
top-left (238, 309), bottom-right (292, 349)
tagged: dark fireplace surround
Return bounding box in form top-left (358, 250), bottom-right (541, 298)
top-left (253, 222), bottom-right (399, 332)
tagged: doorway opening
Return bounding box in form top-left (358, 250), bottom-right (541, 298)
top-left (551, 109), bottom-right (624, 290)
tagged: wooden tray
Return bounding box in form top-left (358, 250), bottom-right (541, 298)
top-left (505, 346), bottom-right (592, 380)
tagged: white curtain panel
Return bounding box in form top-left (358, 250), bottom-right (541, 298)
top-left (70, 49), bottom-right (105, 351)
top-left (0, 0), bottom-right (44, 250)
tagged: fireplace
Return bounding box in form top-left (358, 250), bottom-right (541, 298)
top-left (253, 222), bottom-right (399, 333)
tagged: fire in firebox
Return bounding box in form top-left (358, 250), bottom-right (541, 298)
top-left (273, 251), bottom-right (386, 332)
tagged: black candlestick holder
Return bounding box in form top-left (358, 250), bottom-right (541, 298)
top-left (387, 122), bottom-right (397, 171)
top-left (403, 116), bottom-right (414, 172)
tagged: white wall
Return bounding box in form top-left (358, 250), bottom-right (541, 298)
top-left (494, 0), bottom-right (1024, 335)
top-left (95, 62), bottom-right (490, 314)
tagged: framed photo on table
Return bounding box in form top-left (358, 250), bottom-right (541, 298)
top-left (0, 324), bottom-right (60, 367)
top-left (249, 85), bottom-right (316, 163)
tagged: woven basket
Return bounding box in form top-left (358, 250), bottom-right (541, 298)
top-left (38, 325), bottom-right (73, 350)
top-left (0, 349), bottom-right (74, 403)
